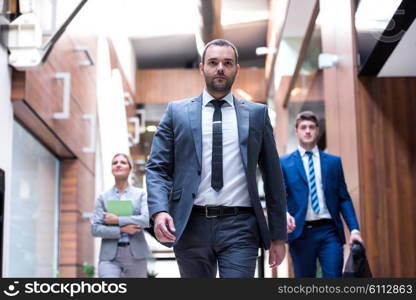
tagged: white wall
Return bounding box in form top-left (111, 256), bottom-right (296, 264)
top-left (68, 0), bottom-right (137, 93)
top-left (96, 36), bottom-right (130, 191)
top-left (110, 35), bottom-right (137, 94)
top-left (0, 43), bottom-right (14, 276)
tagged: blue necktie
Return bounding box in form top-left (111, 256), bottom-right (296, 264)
top-left (211, 100), bottom-right (226, 192)
top-left (306, 151), bottom-right (320, 213)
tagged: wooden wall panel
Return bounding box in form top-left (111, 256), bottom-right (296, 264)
top-left (76, 160), bottom-right (95, 272)
top-left (59, 160), bottom-right (78, 276)
top-left (59, 159), bottom-right (95, 277)
top-left (233, 68), bottom-right (266, 102)
top-left (59, 213), bottom-right (78, 265)
top-left (356, 77), bottom-right (416, 277)
top-left (274, 76), bottom-right (291, 154)
top-left (48, 34), bottom-right (98, 115)
top-left (136, 69), bottom-right (202, 103)
top-left (320, 0), bottom-right (361, 221)
top-left (60, 159), bottom-right (78, 212)
top-left (12, 34), bottom-right (97, 174)
top-left (136, 68), bottom-right (266, 103)
top-left (59, 266), bottom-right (77, 278)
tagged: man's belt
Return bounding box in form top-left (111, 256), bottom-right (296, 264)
top-left (304, 219), bottom-right (333, 227)
top-left (192, 205), bottom-right (254, 218)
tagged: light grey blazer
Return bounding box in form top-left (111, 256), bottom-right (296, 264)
top-left (91, 186), bottom-right (150, 261)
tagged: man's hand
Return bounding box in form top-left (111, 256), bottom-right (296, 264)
top-left (154, 212), bottom-right (176, 243)
top-left (121, 224), bottom-right (141, 235)
top-left (104, 212), bottom-right (119, 225)
top-left (269, 240), bottom-right (286, 268)
top-left (349, 231), bottom-right (363, 246)
top-left (287, 212), bottom-right (296, 233)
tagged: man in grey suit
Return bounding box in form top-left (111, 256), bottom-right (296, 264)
top-left (146, 39), bottom-right (287, 278)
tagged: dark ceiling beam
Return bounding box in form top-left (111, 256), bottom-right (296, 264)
top-left (359, 0), bottom-right (416, 76)
top-left (265, 0), bottom-right (291, 100)
top-left (197, 0), bottom-right (224, 51)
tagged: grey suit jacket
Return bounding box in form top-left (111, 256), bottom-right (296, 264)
top-left (91, 186), bottom-right (150, 261)
top-left (146, 94), bottom-right (287, 249)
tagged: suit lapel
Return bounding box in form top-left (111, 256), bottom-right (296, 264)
top-left (188, 95), bottom-right (203, 168)
top-left (294, 150), bottom-right (308, 184)
top-left (234, 97), bottom-right (249, 170)
top-left (319, 151), bottom-right (328, 191)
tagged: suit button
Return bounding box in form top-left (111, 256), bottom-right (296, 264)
top-left (192, 193), bottom-right (196, 198)
top-left (197, 170), bottom-right (201, 175)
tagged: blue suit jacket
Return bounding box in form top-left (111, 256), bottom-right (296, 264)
top-left (280, 150), bottom-right (359, 244)
top-left (146, 94), bottom-right (287, 249)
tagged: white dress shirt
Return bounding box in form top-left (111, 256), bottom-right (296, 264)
top-left (194, 90), bottom-right (251, 207)
top-left (298, 146), bottom-right (331, 221)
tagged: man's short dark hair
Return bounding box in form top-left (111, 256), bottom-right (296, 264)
top-left (295, 111), bottom-right (319, 128)
top-left (201, 39), bottom-right (239, 65)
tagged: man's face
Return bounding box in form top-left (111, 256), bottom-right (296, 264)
top-left (199, 45), bottom-right (240, 94)
top-left (295, 120), bottom-right (319, 147)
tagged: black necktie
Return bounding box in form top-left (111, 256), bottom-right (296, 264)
top-left (211, 100), bottom-right (226, 192)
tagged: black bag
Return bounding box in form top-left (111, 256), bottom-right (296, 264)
top-left (342, 241), bottom-right (372, 278)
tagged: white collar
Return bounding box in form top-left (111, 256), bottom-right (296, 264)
top-left (113, 185), bottom-right (129, 194)
top-left (202, 90), bottom-right (234, 107)
top-left (298, 145), bottom-right (319, 157)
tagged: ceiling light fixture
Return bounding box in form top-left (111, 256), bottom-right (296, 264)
top-left (255, 46), bottom-right (276, 56)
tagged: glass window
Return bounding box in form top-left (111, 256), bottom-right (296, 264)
top-left (8, 122), bottom-right (60, 277)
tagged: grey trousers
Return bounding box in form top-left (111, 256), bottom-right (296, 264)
top-left (174, 212), bottom-right (260, 278)
top-left (98, 245), bottom-right (148, 278)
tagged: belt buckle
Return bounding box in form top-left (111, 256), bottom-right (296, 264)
top-left (233, 207), bottom-right (239, 215)
top-left (205, 205), bottom-right (219, 218)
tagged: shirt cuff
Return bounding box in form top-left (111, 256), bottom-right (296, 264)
top-left (351, 229), bottom-right (361, 235)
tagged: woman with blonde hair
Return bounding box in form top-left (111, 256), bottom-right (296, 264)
top-left (92, 153), bottom-right (150, 277)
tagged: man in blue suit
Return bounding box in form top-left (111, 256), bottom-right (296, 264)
top-left (281, 111), bottom-right (363, 277)
top-left (146, 39), bottom-right (287, 277)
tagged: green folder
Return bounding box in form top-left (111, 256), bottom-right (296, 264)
top-left (106, 200), bottom-right (133, 216)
